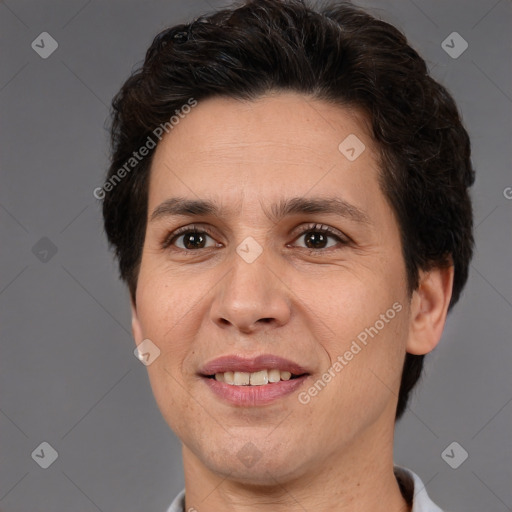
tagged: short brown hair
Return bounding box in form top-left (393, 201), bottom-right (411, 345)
top-left (102, 0), bottom-right (475, 419)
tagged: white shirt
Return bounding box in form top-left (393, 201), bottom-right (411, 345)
top-left (165, 466), bottom-right (444, 512)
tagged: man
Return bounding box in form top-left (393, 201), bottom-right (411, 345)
top-left (101, 1), bottom-right (474, 510)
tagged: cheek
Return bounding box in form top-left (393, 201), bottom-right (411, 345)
top-left (134, 270), bottom-right (205, 388)
top-left (299, 255), bottom-right (406, 340)
top-left (134, 272), bottom-right (205, 436)
top-left (136, 265), bottom-right (204, 340)
top-left (297, 258), bottom-right (408, 418)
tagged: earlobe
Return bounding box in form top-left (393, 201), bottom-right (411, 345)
top-left (130, 298), bottom-right (144, 344)
top-left (406, 264), bottom-right (454, 355)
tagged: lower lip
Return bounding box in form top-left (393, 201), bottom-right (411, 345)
top-left (202, 375), bottom-right (309, 406)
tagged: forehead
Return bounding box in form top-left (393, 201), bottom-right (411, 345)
top-left (147, 92), bottom-right (382, 215)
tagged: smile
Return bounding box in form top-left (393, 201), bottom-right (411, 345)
top-left (199, 354), bottom-right (311, 405)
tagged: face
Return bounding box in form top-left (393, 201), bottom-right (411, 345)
top-left (132, 92), bottom-right (413, 484)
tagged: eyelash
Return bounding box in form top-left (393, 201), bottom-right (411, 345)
top-left (161, 223), bottom-right (350, 253)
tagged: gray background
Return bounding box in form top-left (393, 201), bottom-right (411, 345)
top-left (1, 0), bottom-right (511, 511)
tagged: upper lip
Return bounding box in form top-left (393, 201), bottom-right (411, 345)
top-left (199, 354), bottom-right (310, 376)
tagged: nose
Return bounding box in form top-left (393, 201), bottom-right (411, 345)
top-left (209, 249), bottom-right (291, 334)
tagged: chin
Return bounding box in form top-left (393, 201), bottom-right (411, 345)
top-left (197, 435), bottom-right (309, 486)
top-left (210, 459), bottom-right (304, 487)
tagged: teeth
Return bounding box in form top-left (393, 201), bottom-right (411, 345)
top-left (268, 369), bottom-right (281, 383)
top-left (250, 370), bottom-right (268, 385)
top-left (234, 371), bottom-right (250, 385)
top-left (212, 369), bottom-right (298, 386)
top-left (280, 371), bottom-right (291, 381)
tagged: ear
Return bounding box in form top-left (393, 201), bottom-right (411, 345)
top-left (130, 297), bottom-right (144, 345)
top-left (406, 264), bottom-right (454, 355)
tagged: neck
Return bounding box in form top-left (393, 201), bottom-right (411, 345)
top-left (181, 416), bottom-right (411, 512)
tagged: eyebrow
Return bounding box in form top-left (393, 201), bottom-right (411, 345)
top-left (150, 196), bottom-right (371, 225)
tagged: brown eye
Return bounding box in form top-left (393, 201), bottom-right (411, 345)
top-left (303, 231), bottom-right (330, 249)
top-left (166, 228), bottom-right (217, 250)
top-left (292, 224), bottom-right (346, 251)
top-left (180, 232), bottom-right (209, 249)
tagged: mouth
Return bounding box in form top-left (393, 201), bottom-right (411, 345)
top-left (198, 353), bottom-right (310, 384)
top-left (198, 354), bottom-right (311, 405)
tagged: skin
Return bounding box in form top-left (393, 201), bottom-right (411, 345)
top-left (131, 92), bottom-right (453, 512)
